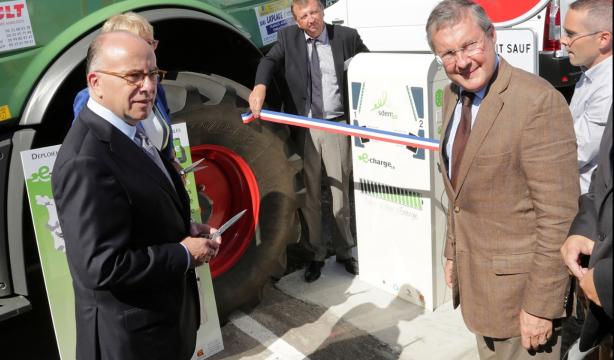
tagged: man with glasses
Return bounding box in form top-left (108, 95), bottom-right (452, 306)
top-left (52, 31), bottom-right (220, 360)
top-left (427, 1), bottom-right (579, 358)
top-left (560, 2), bottom-right (612, 358)
top-left (73, 12), bottom-right (177, 166)
top-left (562, 0), bottom-right (612, 195)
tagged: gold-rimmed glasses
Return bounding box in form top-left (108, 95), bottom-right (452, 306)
top-left (95, 69), bottom-right (166, 87)
top-left (435, 27), bottom-right (492, 66)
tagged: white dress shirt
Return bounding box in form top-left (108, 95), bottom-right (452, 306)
top-left (570, 56), bottom-right (612, 194)
top-left (305, 27), bottom-right (344, 119)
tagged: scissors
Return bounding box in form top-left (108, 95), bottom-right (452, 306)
top-left (206, 209), bottom-right (247, 239)
top-left (179, 158), bottom-right (207, 176)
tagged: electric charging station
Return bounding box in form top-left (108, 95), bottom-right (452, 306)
top-left (348, 53), bottom-right (450, 311)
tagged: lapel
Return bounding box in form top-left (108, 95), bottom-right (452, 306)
top-left (81, 107), bottom-right (187, 215)
top-left (290, 26), bottom-right (310, 114)
top-left (327, 24), bottom-right (345, 89)
top-left (597, 110), bottom-right (613, 215)
top-left (440, 84), bottom-right (459, 195)
top-left (442, 59), bottom-right (512, 199)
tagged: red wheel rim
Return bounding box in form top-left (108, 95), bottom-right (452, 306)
top-left (190, 144), bottom-right (259, 278)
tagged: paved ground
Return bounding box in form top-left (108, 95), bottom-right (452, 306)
top-left (208, 252), bottom-right (478, 360)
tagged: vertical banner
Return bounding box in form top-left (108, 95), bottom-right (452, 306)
top-left (21, 123), bottom-right (223, 360)
top-left (172, 123), bottom-right (224, 359)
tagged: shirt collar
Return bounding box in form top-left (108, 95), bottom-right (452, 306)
top-left (582, 55), bottom-right (612, 83)
top-left (86, 97), bottom-right (138, 141)
top-left (459, 54), bottom-right (500, 101)
top-left (303, 26), bottom-right (329, 45)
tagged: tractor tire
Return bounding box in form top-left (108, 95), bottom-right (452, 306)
top-left (162, 72), bottom-right (302, 321)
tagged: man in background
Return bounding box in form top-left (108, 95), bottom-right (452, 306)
top-left (562, 0), bottom-right (612, 195)
top-left (248, 0), bottom-right (368, 282)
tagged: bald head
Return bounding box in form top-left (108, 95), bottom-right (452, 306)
top-left (86, 31), bottom-right (158, 123)
top-left (86, 31), bottom-right (151, 73)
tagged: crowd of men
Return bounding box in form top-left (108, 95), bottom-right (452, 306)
top-left (51, 0), bottom-right (611, 359)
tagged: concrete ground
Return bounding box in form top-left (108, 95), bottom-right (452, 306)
top-left (210, 252), bottom-right (478, 360)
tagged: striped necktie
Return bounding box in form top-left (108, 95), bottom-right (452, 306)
top-left (135, 124), bottom-right (175, 187)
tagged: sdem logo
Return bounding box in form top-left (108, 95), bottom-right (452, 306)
top-left (0, 3), bottom-right (25, 20)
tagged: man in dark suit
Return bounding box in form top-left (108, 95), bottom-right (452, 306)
top-left (428, 0), bottom-right (579, 358)
top-left (52, 31), bottom-right (220, 360)
top-left (561, 106), bottom-right (612, 357)
top-left (248, 0), bottom-right (368, 282)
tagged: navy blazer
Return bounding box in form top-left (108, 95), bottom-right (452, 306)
top-left (569, 106), bottom-right (613, 351)
top-left (255, 23), bottom-right (368, 117)
top-left (52, 106), bottom-right (198, 360)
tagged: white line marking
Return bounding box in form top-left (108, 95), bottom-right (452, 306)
top-left (229, 311), bottom-right (309, 360)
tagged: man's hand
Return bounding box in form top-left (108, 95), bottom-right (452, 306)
top-left (248, 84), bottom-right (267, 119)
top-left (444, 259), bottom-right (454, 289)
top-left (190, 222), bottom-right (215, 238)
top-left (561, 234), bottom-right (594, 279)
top-left (180, 236), bottom-right (220, 267)
top-left (579, 268), bottom-right (601, 306)
top-left (181, 223), bottom-right (222, 267)
top-left (519, 309), bottom-right (553, 350)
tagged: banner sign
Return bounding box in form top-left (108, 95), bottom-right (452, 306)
top-left (253, 0), bottom-right (294, 46)
top-left (21, 123), bottom-right (223, 360)
top-left (241, 110), bottom-right (440, 151)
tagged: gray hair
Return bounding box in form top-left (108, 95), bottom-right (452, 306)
top-left (570, 0), bottom-right (613, 33)
top-left (426, 0), bottom-right (493, 51)
top-left (86, 33), bottom-right (105, 74)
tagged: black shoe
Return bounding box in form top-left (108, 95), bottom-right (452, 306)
top-left (337, 257), bottom-right (359, 275)
top-left (304, 261), bottom-right (325, 283)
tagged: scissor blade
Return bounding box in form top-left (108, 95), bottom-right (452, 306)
top-left (190, 166), bottom-right (207, 174)
top-left (181, 158), bottom-right (205, 174)
top-left (216, 209), bottom-right (247, 236)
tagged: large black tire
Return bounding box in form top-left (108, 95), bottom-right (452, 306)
top-left (162, 72), bottom-right (301, 320)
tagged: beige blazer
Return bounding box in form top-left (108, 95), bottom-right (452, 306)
top-left (440, 58), bottom-right (579, 338)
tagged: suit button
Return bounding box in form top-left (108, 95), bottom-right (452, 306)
top-left (598, 233), bottom-right (606, 241)
top-left (454, 206), bottom-right (460, 213)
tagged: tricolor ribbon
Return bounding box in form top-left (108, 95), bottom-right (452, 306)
top-left (241, 110), bottom-right (440, 151)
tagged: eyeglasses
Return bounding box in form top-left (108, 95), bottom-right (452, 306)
top-left (435, 30), bottom-right (491, 66)
top-left (561, 31), bottom-right (601, 47)
top-left (96, 69), bottom-right (167, 87)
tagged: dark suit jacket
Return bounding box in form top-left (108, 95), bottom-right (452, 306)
top-left (52, 106), bottom-right (199, 360)
top-left (569, 106), bottom-right (613, 351)
top-left (254, 23), bottom-right (368, 117)
top-left (440, 58), bottom-right (579, 338)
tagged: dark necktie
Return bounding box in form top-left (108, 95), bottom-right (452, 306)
top-left (309, 38), bottom-right (323, 119)
top-left (135, 125), bottom-right (174, 187)
top-left (451, 91), bottom-right (474, 188)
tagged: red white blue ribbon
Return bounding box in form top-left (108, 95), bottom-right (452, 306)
top-left (241, 110), bottom-right (440, 151)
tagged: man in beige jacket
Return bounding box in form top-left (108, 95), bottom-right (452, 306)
top-left (426, 1), bottom-right (580, 358)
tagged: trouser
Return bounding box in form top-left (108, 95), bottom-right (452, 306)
top-left (476, 331), bottom-right (561, 360)
top-left (302, 128), bottom-right (354, 262)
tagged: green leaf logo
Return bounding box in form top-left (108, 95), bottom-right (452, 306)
top-left (371, 92), bottom-right (387, 111)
